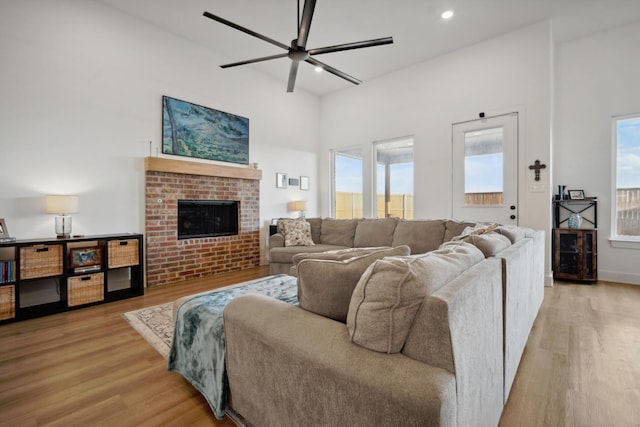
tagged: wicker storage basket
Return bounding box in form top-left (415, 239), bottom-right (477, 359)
top-left (68, 273), bottom-right (104, 307)
top-left (20, 244), bottom-right (63, 280)
top-left (0, 285), bottom-right (15, 320)
top-left (108, 239), bottom-right (139, 269)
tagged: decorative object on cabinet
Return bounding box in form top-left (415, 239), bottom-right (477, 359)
top-left (300, 176), bottom-right (309, 191)
top-left (556, 185), bottom-right (567, 200)
top-left (552, 197), bottom-right (597, 283)
top-left (276, 172), bottom-right (287, 189)
top-left (568, 189), bottom-right (585, 200)
top-left (568, 213), bottom-right (583, 229)
top-left (69, 246), bottom-right (102, 272)
top-left (0, 218), bottom-right (14, 242)
top-left (162, 95), bottom-right (249, 165)
top-left (0, 233), bottom-right (143, 323)
top-left (45, 195), bottom-right (79, 238)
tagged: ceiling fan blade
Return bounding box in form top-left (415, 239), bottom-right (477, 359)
top-left (287, 61), bottom-right (300, 92)
top-left (297, 0), bottom-right (316, 48)
top-left (221, 53), bottom-right (289, 68)
top-left (305, 57), bottom-right (361, 85)
top-left (308, 37), bottom-right (393, 56)
top-left (203, 11), bottom-right (289, 51)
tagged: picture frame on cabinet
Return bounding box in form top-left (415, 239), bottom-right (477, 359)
top-left (0, 219), bottom-right (14, 242)
top-left (70, 246), bottom-right (102, 270)
top-left (568, 189), bottom-right (585, 200)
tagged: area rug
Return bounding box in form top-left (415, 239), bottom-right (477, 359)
top-left (122, 302), bottom-right (174, 359)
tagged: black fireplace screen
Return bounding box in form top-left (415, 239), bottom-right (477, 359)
top-left (177, 200), bottom-right (239, 239)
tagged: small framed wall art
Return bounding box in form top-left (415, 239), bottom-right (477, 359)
top-left (288, 177), bottom-right (299, 186)
top-left (300, 176), bottom-right (309, 191)
top-left (276, 173), bottom-right (287, 189)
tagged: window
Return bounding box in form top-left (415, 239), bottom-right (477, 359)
top-left (374, 137), bottom-right (414, 219)
top-left (332, 147), bottom-right (363, 219)
top-left (464, 127), bottom-right (504, 206)
top-left (612, 114), bottom-right (640, 239)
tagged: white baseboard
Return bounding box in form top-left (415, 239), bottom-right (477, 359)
top-left (544, 274), bottom-right (554, 287)
top-left (598, 270), bottom-right (640, 285)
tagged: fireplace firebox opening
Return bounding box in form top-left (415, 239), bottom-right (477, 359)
top-left (178, 200), bottom-right (239, 239)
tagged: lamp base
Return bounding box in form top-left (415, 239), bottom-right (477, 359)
top-left (54, 215), bottom-right (72, 239)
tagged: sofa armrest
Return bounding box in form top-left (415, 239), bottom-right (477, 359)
top-left (268, 232), bottom-right (285, 248)
top-left (224, 294), bottom-right (457, 427)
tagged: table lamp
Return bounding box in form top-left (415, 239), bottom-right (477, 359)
top-left (45, 195), bottom-right (79, 238)
top-left (287, 201), bottom-right (306, 219)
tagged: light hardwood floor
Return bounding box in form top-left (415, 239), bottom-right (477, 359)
top-left (1, 268), bottom-right (639, 426)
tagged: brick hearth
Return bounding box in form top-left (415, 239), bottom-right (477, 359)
top-left (144, 157), bottom-right (261, 287)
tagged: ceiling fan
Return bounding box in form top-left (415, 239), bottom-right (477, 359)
top-left (203, 0), bottom-right (393, 92)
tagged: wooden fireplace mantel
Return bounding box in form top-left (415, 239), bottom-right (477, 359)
top-left (144, 157), bottom-right (262, 180)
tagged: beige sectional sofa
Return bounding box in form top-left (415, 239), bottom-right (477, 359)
top-left (222, 218), bottom-right (545, 426)
top-left (268, 218), bottom-right (474, 275)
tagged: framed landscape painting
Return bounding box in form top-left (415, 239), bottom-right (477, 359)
top-left (162, 96), bottom-right (249, 165)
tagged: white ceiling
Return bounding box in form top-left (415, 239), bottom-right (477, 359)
top-left (97, 0), bottom-right (640, 95)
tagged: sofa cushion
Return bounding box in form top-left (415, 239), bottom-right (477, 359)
top-left (306, 218), bottom-right (323, 243)
top-left (283, 219), bottom-right (315, 247)
top-left (296, 245), bottom-right (411, 322)
top-left (347, 242), bottom-right (484, 353)
top-left (450, 230), bottom-right (512, 258)
top-left (443, 219), bottom-right (477, 242)
top-left (270, 244), bottom-right (350, 264)
top-left (353, 218), bottom-right (397, 247)
top-left (495, 225), bottom-right (526, 243)
top-left (320, 219), bottom-right (359, 247)
top-left (391, 219), bottom-right (446, 254)
top-left (292, 246), bottom-right (395, 265)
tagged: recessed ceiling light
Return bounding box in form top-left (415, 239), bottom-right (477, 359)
top-left (441, 10), bottom-right (454, 20)
top-left (314, 66), bottom-right (323, 73)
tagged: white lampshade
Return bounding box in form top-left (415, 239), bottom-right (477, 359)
top-left (45, 195), bottom-right (79, 214)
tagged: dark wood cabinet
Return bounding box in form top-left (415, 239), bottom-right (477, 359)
top-left (0, 233), bottom-right (143, 323)
top-left (553, 228), bottom-right (597, 282)
top-left (552, 198), bottom-right (597, 283)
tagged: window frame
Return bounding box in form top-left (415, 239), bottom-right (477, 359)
top-left (610, 112), bottom-right (640, 248)
top-left (331, 146), bottom-right (364, 219)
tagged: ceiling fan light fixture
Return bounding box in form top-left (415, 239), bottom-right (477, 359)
top-left (203, 0), bottom-right (393, 92)
top-left (441, 10), bottom-right (454, 20)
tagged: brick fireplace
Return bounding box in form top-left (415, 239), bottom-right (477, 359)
top-left (144, 157), bottom-right (261, 287)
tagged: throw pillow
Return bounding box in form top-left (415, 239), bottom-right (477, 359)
top-left (447, 232), bottom-right (511, 257)
top-left (296, 245), bottom-right (410, 322)
top-left (283, 220), bottom-right (315, 247)
top-left (347, 242), bottom-right (484, 353)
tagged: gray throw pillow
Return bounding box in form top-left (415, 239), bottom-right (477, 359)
top-left (347, 242), bottom-right (484, 353)
top-left (296, 245), bottom-right (410, 322)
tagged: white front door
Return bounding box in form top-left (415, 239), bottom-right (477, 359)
top-left (452, 112), bottom-right (519, 224)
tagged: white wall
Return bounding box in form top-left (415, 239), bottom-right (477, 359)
top-left (319, 22), bottom-right (554, 283)
top-left (554, 21), bottom-right (640, 285)
top-left (0, 0), bottom-right (321, 264)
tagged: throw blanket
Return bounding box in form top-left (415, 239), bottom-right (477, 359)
top-left (168, 274), bottom-right (299, 420)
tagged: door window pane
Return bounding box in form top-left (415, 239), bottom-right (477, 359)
top-left (614, 115), bottom-right (640, 237)
top-left (333, 147), bottom-right (363, 219)
top-left (464, 127), bottom-right (504, 205)
top-left (375, 138), bottom-right (414, 219)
